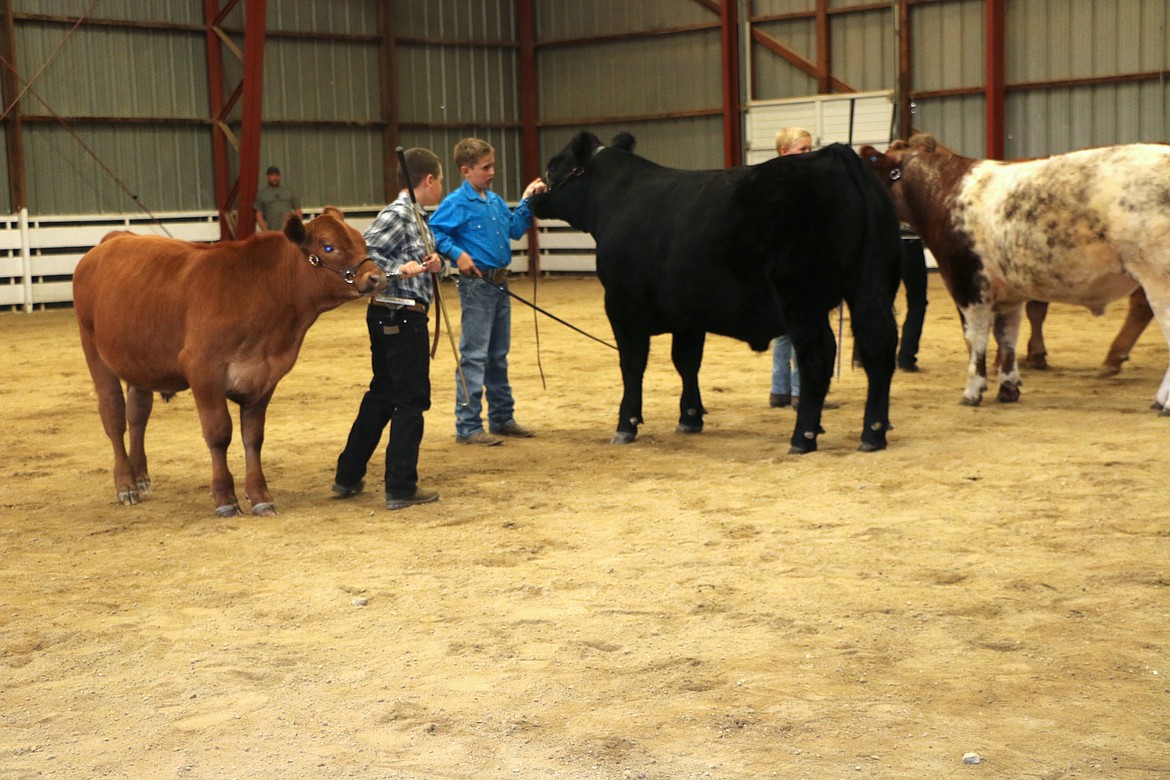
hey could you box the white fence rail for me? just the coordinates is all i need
[0,207,597,312]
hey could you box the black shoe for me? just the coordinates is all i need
[769,393,791,408]
[331,479,364,498]
[385,488,439,510]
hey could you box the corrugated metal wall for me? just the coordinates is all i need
[534,0,723,171]
[393,0,527,200]
[2,1,1169,217]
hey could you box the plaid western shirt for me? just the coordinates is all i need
[365,192,435,306]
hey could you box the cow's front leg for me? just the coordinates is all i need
[612,329,650,444]
[993,307,1023,403]
[671,330,706,434]
[961,306,992,406]
[240,391,276,516]
[190,384,240,516]
[788,317,837,454]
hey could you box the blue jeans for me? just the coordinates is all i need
[771,335,800,397]
[455,277,516,437]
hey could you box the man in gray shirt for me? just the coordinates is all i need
[254,166,303,231]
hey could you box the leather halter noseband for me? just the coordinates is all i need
[307,253,373,285]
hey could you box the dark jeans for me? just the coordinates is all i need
[335,305,431,498]
[899,238,928,367]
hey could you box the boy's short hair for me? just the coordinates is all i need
[397,147,442,190]
[775,126,812,154]
[454,137,494,170]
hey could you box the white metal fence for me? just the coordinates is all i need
[0,208,597,312]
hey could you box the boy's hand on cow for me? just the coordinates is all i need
[522,178,548,200]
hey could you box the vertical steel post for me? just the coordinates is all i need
[720,0,742,167]
[985,0,1006,159]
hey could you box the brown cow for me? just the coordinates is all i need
[861,138,1170,411]
[1023,289,1153,376]
[74,207,386,516]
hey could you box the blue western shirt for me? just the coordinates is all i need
[429,180,533,272]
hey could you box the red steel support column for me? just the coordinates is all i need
[377,1,399,202]
[235,0,266,238]
[204,0,266,239]
[204,0,232,239]
[0,0,25,210]
[896,0,913,140]
[517,0,541,275]
[720,0,742,167]
[985,0,1005,159]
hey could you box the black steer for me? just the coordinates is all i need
[531,131,903,453]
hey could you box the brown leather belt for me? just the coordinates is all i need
[370,299,428,313]
[478,267,509,283]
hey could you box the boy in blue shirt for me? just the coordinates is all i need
[430,138,547,446]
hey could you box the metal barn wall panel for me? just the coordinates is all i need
[910,0,984,95]
[750,19,818,99]
[539,117,723,174]
[14,23,208,119]
[25,125,214,215]
[1007,81,1170,159]
[910,94,985,156]
[266,0,378,34]
[262,39,380,121]
[12,1,204,24]
[908,0,986,157]
[251,127,384,208]
[752,0,815,15]
[829,7,894,94]
[390,0,527,199]
[395,44,520,126]
[537,34,723,121]
[401,127,527,200]
[393,0,516,41]
[534,0,713,40]
[1006,0,1170,157]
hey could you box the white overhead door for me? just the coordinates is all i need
[745,90,895,164]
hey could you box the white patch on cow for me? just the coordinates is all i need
[944,144,1170,407]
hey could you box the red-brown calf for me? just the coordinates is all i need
[74,208,385,516]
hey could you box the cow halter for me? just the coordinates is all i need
[888,151,920,182]
[307,253,371,285]
[546,143,607,192]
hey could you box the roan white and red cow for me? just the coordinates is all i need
[862,137,1170,412]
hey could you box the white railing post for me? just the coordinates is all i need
[19,208,31,312]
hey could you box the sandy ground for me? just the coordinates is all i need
[2,273,1169,780]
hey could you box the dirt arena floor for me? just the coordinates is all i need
[2,273,1169,779]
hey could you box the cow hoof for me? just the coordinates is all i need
[116,488,140,506]
[997,384,1021,403]
[215,503,242,518]
[788,444,816,455]
[136,477,152,494]
[960,396,982,407]
[611,431,637,444]
[1096,365,1121,379]
[1024,354,1048,370]
[676,422,703,434]
[251,502,277,517]
[1159,406,1170,418]
[858,440,887,452]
